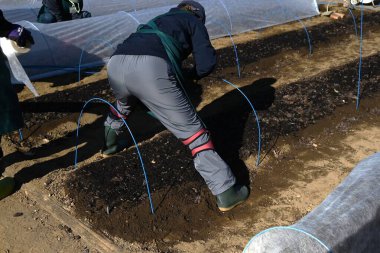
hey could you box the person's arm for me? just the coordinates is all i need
[0,9,13,38]
[0,9,34,47]
[43,0,65,22]
[189,18,217,79]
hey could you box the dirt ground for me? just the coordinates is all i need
[1,6,380,253]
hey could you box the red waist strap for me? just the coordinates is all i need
[182,129,207,145]
[191,140,214,157]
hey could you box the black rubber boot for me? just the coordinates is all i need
[0,177,15,200]
[216,184,249,212]
[101,126,128,157]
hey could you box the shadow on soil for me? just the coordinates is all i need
[7,117,104,188]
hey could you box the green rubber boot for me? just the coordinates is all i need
[0,177,15,200]
[216,184,249,212]
[101,126,128,157]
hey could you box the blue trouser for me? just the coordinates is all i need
[104,55,236,195]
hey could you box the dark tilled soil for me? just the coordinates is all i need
[239,53,380,160]
[63,133,222,244]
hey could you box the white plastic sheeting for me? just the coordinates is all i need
[244,152,380,253]
[1,0,319,80]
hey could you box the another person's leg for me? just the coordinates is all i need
[37,6,57,23]
[0,52,21,199]
[0,52,23,134]
[102,55,133,156]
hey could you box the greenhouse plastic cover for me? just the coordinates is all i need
[0,0,319,80]
[244,152,380,253]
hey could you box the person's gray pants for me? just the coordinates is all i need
[105,55,236,195]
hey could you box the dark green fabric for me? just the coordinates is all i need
[37,5,47,21]
[136,10,191,83]
[0,51,23,135]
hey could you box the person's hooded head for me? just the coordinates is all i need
[177,0,206,25]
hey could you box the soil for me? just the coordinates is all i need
[1,7,380,253]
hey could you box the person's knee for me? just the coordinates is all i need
[37,13,57,23]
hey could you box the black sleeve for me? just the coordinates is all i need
[0,9,13,38]
[190,19,217,79]
[43,0,65,21]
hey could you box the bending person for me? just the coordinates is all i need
[102,1,249,212]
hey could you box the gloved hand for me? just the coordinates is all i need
[7,24,34,47]
[72,10,92,20]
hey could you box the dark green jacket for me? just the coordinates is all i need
[0,9,24,135]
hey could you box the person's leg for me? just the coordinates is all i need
[102,56,133,155]
[0,53,19,200]
[37,9,57,23]
[0,134,15,200]
[0,51,23,138]
[124,55,242,200]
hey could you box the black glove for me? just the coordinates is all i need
[72,10,92,20]
[7,24,34,47]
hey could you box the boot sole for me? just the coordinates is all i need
[218,199,246,212]
[100,153,113,158]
